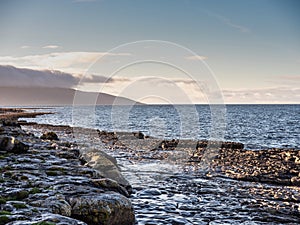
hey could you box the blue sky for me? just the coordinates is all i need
[0,0,299,103]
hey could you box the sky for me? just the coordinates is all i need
[0,0,299,104]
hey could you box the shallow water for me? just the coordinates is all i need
[117,155,300,225]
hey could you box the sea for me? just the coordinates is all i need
[24,104,299,149]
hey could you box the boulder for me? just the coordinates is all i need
[69,193,135,225]
[40,132,59,141]
[2,120,20,127]
[0,136,29,154]
[133,131,145,139]
[82,148,131,190]
[43,195,72,217]
[91,178,129,197]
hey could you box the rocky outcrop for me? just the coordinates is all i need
[192,144,300,186]
[40,131,59,141]
[0,115,135,225]
[0,136,29,154]
[69,193,135,225]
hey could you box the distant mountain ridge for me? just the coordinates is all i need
[0,87,141,106]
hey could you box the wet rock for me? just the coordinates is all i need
[91,178,129,197]
[69,193,135,225]
[7,213,88,225]
[169,218,192,225]
[291,176,300,186]
[139,189,161,196]
[81,148,131,190]
[133,131,145,139]
[196,140,244,150]
[0,113,135,225]
[42,195,72,216]
[0,136,29,154]
[2,120,20,127]
[40,132,59,141]
[158,139,179,150]
[97,130,118,144]
[207,148,300,186]
[5,189,29,201]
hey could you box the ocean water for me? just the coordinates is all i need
[24,104,300,149]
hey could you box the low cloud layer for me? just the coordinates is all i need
[0,65,298,103]
[0,65,111,88]
[0,51,131,74]
[0,65,78,88]
[223,87,300,103]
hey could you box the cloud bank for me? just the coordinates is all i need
[0,51,131,74]
[0,65,110,88]
[0,65,78,88]
[0,64,298,103]
[223,87,300,103]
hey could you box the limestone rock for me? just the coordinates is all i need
[40,132,59,141]
[0,136,29,154]
[43,195,72,217]
[91,178,129,197]
[133,131,145,139]
[82,148,131,189]
[69,193,135,225]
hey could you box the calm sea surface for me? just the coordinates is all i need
[24,104,299,149]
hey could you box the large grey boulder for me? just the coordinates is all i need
[69,193,135,225]
[81,148,131,189]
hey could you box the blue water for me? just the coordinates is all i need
[24,104,300,149]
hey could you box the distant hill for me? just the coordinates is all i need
[0,87,141,106]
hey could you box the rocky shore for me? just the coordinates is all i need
[0,109,135,225]
[2,108,300,224]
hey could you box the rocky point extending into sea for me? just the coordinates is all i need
[1,108,300,224]
[0,108,135,225]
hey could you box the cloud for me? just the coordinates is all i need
[0,65,115,89]
[80,76,209,104]
[0,65,78,88]
[1,63,297,103]
[0,51,131,74]
[83,75,300,104]
[80,75,130,84]
[278,75,300,82]
[42,45,60,49]
[268,75,300,88]
[206,11,250,33]
[185,55,207,61]
[221,17,250,33]
[20,45,30,49]
[222,87,300,103]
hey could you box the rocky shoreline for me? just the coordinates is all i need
[1,108,300,224]
[0,109,135,225]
